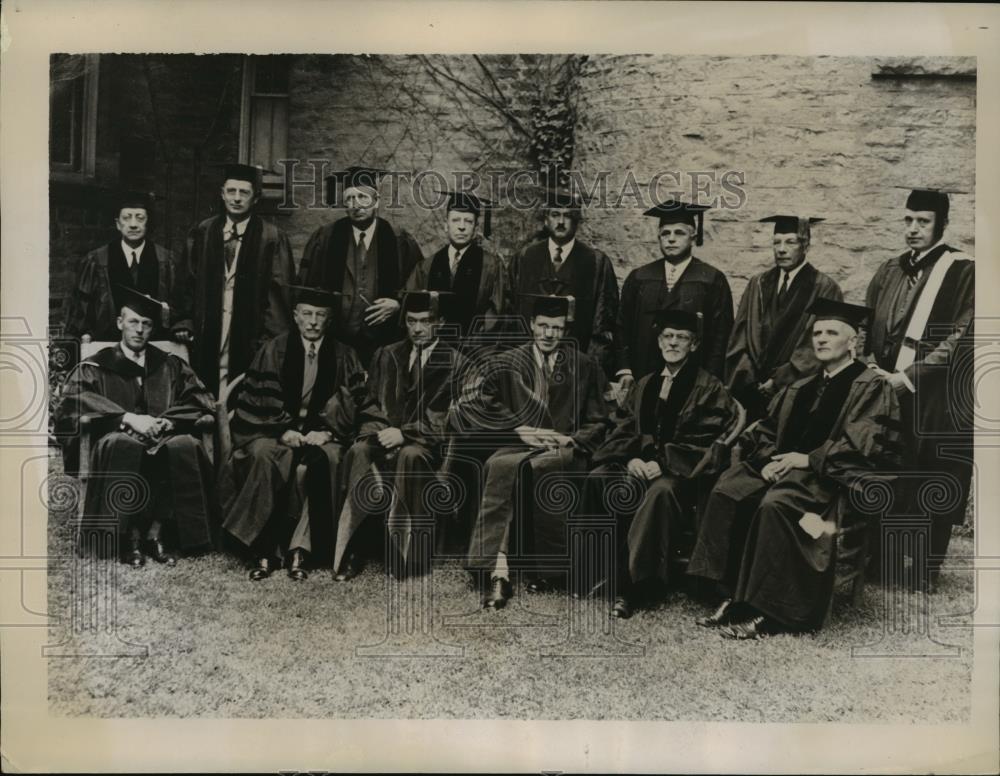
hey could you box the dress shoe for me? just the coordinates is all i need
[287,550,309,581]
[125,536,145,568]
[333,553,362,582]
[696,598,733,628]
[720,615,775,640]
[483,576,513,610]
[248,557,273,581]
[147,539,177,567]
[610,595,633,619]
[525,577,558,594]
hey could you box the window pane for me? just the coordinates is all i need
[50,75,84,168]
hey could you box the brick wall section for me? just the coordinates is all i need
[571,55,976,303]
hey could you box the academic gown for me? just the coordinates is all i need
[63,241,185,342]
[55,344,216,552]
[175,213,295,396]
[220,332,365,565]
[509,240,620,377]
[616,257,734,381]
[585,361,742,586]
[864,245,975,530]
[334,339,466,573]
[687,362,903,630]
[297,216,424,366]
[462,343,609,578]
[725,263,843,420]
[407,242,510,345]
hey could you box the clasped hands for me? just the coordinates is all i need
[760,451,809,482]
[280,428,334,448]
[516,425,574,451]
[626,457,662,481]
[122,413,174,441]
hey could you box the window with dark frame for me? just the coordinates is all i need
[49,54,99,180]
[239,55,291,200]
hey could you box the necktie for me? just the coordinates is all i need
[308,342,317,363]
[450,247,461,279]
[225,228,240,271]
[356,233,368,267]
[543,355,554,382]
[410,347,422,387]
[553,245,563,270]
[666,263,677,292]
[906,251,921,287]
[130,251,140,284]
[777,272,789,304]
[659,373,673,400]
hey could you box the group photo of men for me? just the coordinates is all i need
[41,52,982,727]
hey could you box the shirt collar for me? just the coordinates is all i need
[781,261,809,286]
[353,221,377,244]
[301,335,324,354]
[822,358,854,380]
[549,238,575,261]
[664,255,693,280]
[225,217,249,238]
[450,243,468,261]
[913,238,946,264]
[409,338,439,368]
[121,241,146,263]
[119,342,146,366]
[532,344,558,369]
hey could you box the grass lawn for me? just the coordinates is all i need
[47,451,974,722]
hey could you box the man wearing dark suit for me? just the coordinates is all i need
[297,165,424,367]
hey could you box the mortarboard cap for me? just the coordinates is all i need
[525,279,576,322]
[759,214,825,238]
[540,184,588,210]
[325,165,388,205]
[220,163,266,188]
[904,188,950,220]
[652,308,702,335]
[438,188,496,239]
[644,198,711,246]
[807,297,871,332]
[285,284,342,308]
[401,290,454,319]
[115,190,155,215]
[115,285,167,323]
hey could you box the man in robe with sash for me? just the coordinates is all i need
[332,291,466,581]
[688,299,903,638]
[174,163,295,397]
[726,215,843,421]
[509,186,619,377]
[56,287,216,567]
[584,309,743,618]
[863,188,975,591]
[297,165,424,367]
[462,293,609,609]
[63,192,187,343]
[407,189,509,346]
[615,199,734,391]
[221,286,366,581]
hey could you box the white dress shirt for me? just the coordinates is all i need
[777,261,808,294]
[449,245,468,277]
[408,339,439,371]
[353,221,377,251]
[664,255,692,291]
[549,238,575,267]
[121,241,147,267]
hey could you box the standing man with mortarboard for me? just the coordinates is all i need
[863,188,975,592]
[725,214,844,422]
[297,165,425,368]
[63,192,187,343]
[509,185,620,378]
[407,188,509,346]
[615,198,734,394]
[173,163,295,398]
[687,299,903,638]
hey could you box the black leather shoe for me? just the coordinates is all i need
[720,615,775,640]
[483,576,513,610]
[287,550,309,581]
[525,577,558,594]
[148,539,177,567]
[248,557,273,581]
[333,552,362,582]
[610,595,633,619]
[125,535,145,568]
[696,598,733,628]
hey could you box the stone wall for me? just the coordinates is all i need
[571,55,976,302]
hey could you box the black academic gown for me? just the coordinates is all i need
[687,362,903,630]
[55,344,216,552]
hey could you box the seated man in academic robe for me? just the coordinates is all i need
[56,286,216,567]
[461,292,609,609]
[687,298,903,639]
[332,291,466,581]
[221,286,365,581]
[584,309,743,619]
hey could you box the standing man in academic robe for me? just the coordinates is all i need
[863,188,975,591]
[63,192,187,343]
[221,286,366,581]
[297,165,424,368]
[56,287,216,567]
[584,309,743,619]
[173,163,295,398]
[407,189,509,346]
[509,186,619,377]
[332,291,466,581]
[687,299,903,638]
[616,199,734,393]
[726,214,843,421]
[461,293,610,609]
